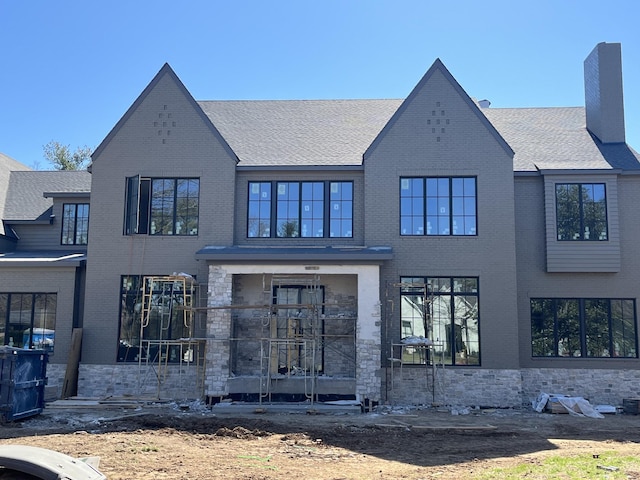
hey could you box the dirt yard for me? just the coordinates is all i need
[2,401,640,479]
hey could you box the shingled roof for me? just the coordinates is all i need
[198,99,401,167]
[3,171,91,221]
[482,107,640,172]
[198,100,640,172]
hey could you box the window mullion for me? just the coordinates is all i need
[270,181,276,237]
[607,300,614,357]
[579,299,587,357]
[73,204,79,245]
[297,181,303,235]
[172,179,178,235]
[578,187,584,240]
[553,299,559,356]
[324,182,330,238]
[449,178,454,235]
[422,179,427,236]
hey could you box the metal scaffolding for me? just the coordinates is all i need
[386,281,445,405]
[137,274,206,399]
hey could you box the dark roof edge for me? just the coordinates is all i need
[538,168,623,175]
[195,246,393,263]
[236,165,364,172]
[43,192,91,198]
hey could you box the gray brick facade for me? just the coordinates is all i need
[5,44,640,409]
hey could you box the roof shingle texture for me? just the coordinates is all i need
[198,100,401,166]
[198,100,640,171]
[4,171,91,221]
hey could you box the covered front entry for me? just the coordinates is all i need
[195,246,391,406]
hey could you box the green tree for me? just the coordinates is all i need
[43,141,92,170]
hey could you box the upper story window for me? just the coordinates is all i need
[400,177,476,236]
[61,203,89,245]
[555,183,607,241]
[124,176,199,236]
[248,181,353,238]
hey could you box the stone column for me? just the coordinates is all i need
[355,267,382,403]
[205,265,232,397]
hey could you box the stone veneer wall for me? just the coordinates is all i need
[387,367,640,408]
[205,265,232,397]
[78,364,202,399]
[73,362,640,407]
[521,368,640,406]
[356,338,381,402]
[46,364,66,398]
[386,367,522,407]
[355,298,382,403]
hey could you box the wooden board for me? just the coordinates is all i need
[61,328,82,399]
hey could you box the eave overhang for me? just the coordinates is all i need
[0,252,86,268]
[195,245,393,263]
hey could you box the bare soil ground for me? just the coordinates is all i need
[2,401,640,479]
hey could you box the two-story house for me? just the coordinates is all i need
[1,42,639,408]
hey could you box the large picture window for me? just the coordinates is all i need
[555,183,607,241]
[531,298,636,357]
[61,203,89,245]
[248,181,353,238]
[400,276,479,366]
[118,275,193,362]
[0,293,56,352]
[124,177,199,236]
[400,177,476,236]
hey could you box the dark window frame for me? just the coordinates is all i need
[61,203,89,245]
[530,298,637,358]
[117,275,195,363]
[399,276,480,366]
[124,176,199,236]
[400,177,477,236]
[555,183,608,241]
[247,180,353,238]
[0,293,57,352]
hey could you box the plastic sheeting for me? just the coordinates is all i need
[532,392,604,418]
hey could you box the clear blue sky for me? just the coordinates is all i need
[2,0,639,168]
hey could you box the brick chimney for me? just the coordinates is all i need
[584,42,626,144]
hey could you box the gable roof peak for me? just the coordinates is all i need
[91,63,238,163]
[364,57,513,159]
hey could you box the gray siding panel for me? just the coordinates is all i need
[12,197,89,252]
[544,174,620,272]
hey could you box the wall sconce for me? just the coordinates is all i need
[49,214,55,225]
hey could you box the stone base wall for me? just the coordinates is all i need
[387,367,640,408]
[45,363,66,399]
[521,368,640,407]
[356,338,381,402]
[69,362,640,408]
[386,367,522,407]
[78,364,203,400]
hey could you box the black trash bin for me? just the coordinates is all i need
[0,347,48,422]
